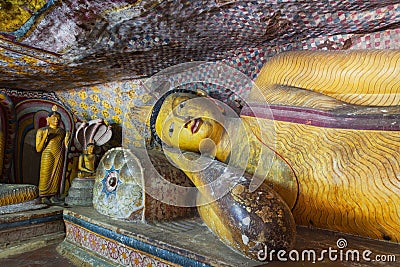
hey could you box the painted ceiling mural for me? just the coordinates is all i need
[0,0,400,91]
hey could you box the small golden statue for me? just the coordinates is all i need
[77,142,98,178]
[36,105,71,204]
[74,118,112,178]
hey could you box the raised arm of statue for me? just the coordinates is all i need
[35,127,49,153]
[65,131,71,148]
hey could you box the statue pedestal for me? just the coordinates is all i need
[58,207,400,267]
[0,206,64,257]
[57,206,260,266]
[65,177,95,206]
[0,184,45,214]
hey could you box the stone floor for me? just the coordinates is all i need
[0,242,75,267]
[1,228,397,267]
[1,235,398,267]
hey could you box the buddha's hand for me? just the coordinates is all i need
[43,128,49,138]
[65,131,71,147]
[42,128,50,142]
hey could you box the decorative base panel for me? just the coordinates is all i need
[0,206,64,252]
[58,207,260,267]
[59,207,400,267]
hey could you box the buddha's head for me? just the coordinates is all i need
[46,105,61,129]
[86,143,95,154]
[47,111,61,128]
[150,89,227,153]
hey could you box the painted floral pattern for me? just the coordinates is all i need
[81,231,90,248]
[143,257,158,267]
[108,241,120,259]
[130,252,144,267]
[89,233,99,251]
[118,246,131,265]
[98,238,109,257]
[65,221,176,267]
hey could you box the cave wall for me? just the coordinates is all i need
[1,1,400,186]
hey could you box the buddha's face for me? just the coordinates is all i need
[87,145,95,154]
[155,93,226,152]
[47,113,61,128]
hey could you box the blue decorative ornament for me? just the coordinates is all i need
[101,165,122,197]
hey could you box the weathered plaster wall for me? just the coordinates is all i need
[1,0,400,191]
[2,1,400,90]
[55,79,152,149]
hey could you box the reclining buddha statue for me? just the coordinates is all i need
[149,49,400,247]
[148,90,297,260]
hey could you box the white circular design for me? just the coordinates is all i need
[336,238,348,249]
[105,171,119,192]
[93,148,144,219]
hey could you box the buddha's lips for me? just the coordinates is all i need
[183,118,203,133]
[191,118,202,133]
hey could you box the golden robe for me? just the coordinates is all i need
[37,127,66,197]
[244,50,400,242]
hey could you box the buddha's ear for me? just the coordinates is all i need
[131,105,153,126]
[46,117,50,125]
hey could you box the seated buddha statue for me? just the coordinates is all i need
[77,143,98,178]
[149,49,400,245]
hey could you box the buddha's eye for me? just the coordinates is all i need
[168,122,174,137]
[177,101,186,113]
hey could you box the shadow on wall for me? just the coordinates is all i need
[0,92,16,183]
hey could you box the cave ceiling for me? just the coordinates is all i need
[1,0,400,91]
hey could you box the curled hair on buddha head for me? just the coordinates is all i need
[149,88,207,147]
[47,105,61,117]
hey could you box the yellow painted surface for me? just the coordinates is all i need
[197,199,236,249]
[0,131,3,175]
[164,149,296,259]
[155,93,225,154]
[0,0,47,32]
[232,120,299,209]
[0,185,38,206]
[250,50,400,106]
[243,115,400,242]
